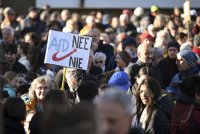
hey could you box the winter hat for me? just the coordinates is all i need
[118,51,132,66]
[134,7,144,17]
[192,46,200,57]
[177,50,198,66]
[151,5,159,13]
[108,71,131,91]
[167,41,180,51]
[139,33,153,43]
[122,37,137,50]
[180,42,191,51]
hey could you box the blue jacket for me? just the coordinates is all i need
[3,84,16,97]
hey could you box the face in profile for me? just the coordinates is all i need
[176,55,191,71]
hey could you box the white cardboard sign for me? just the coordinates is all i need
[44,30,92,70]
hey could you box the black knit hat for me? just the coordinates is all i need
[122,37,137,50]
[167,41,180,51]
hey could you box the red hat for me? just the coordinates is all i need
[139,33,153,43]
[122,9,132,17]
[192,46,200,57]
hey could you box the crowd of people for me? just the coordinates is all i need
[0,4,200,134]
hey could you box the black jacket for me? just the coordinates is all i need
[4,117,25,134]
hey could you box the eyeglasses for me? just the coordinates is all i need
[95,61,103,64]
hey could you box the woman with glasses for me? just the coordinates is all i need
[27,75,55,112]
[93,52,107,73]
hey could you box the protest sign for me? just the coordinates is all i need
[44,30,92,70]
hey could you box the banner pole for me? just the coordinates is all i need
[61,67,66,90]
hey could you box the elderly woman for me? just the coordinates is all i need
[27,75,54,112]
[93,52,107,73]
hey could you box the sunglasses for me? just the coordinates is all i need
[95,61,103,64]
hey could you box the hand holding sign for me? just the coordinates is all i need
[44,30,92,70]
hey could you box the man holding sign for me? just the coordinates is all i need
[45,30,95,104]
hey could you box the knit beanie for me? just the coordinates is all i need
[167,41,180,51]
[177,50,198,66]
[192,46,200,57]
[122,37,137,50]
[139,33,153,43]
[118,51,132,66]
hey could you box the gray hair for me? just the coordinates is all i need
[2,26,14,36]
[93,52,106,61]
[95,88,133,116]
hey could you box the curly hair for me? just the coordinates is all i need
[28,75,55,101]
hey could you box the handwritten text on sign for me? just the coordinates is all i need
[44,30,92,70]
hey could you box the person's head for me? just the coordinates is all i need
[3,97,26,121]
[139,33,153,46]
[100,33,110,44]
[24,32,40,46]
[63,19,77,33]
[176,32,187,45]
[77,80,99,102]
[61,9,71,21]
[43,102,97,134]
[5,44,17,64]
[167,41,180,59]
[136,76,162,106]
[95,88,133,134]
[16,74,26,89]
[4,71,18,89]
[43,89,69,114]
[152,47,163,65]
[122,37,137,52]
[16,84,30,97]
[155,30,170,47]
[136,66,161,85]
[3,7,15,21]
[17,42,29,56]
[153,14,167,29]
[194,35,200,48]
[85,15,96,28]
[28,7,38,19]
[137,44,153,64]
[147,24,156,37]
[25,72,38,84]
[174,7,181,17]
[176,50,198,71]
[88,29,100,51]
[150,5,159,15]
[108,71,130,92]
[27,46,40,65]
[116,51,131,69]
[65,68,86,92]
[29,75,53,101]
[2,26,14,44]
[93,52,106,69]
[111,16,119,29]
[180,76,200,104]
[119,14,129,27]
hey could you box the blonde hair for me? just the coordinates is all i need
[28,75,54,100]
